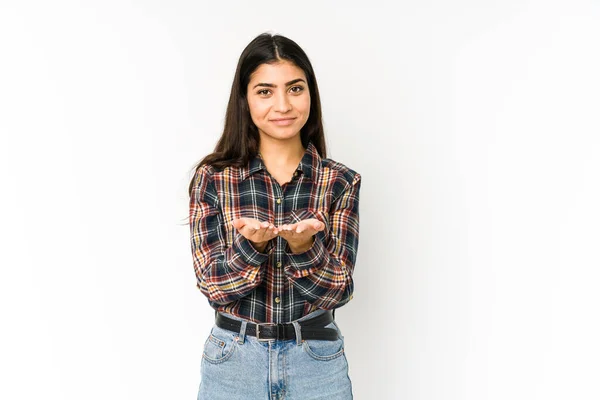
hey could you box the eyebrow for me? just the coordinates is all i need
[252,78,306,89]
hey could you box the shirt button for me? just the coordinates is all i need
[276,198,281,204]
[275,297,281,303]
[276,262,282,268]
[293,171,298,177]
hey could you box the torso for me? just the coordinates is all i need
[193,142,361,323]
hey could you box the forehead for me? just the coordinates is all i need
[249,61,306,84]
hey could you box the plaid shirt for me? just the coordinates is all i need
[189,142,361,323]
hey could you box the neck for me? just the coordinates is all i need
[258,134,305,167]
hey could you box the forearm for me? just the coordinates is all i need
[284,237,355,309]
[194,233,273,304]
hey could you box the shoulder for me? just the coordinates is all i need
[191,164,224,196]
[321,158,362,187]
[192,164,216,185]
[191,164,239,204]
[193,163,237,182]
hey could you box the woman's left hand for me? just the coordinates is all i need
[277,218,325,253]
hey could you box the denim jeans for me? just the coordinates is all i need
[197,309,353,400]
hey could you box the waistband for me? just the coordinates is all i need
[215,308,332,325]
[215,309,338,341]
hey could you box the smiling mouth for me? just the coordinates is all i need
[270,118,296,126]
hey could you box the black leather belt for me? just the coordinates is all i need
[215,310,339,341]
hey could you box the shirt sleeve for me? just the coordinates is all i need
[189,165,273,305]
[283,172,361,309]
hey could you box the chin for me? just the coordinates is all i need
[264,130,301,141]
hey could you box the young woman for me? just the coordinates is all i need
[188,32,361,400]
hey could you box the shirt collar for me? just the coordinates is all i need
[239,141,322,182]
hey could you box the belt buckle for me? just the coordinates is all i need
[256,323,277,341]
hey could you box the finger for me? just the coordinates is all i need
[239,225,254,236]
[277,228,291,236]
[259,225,275,238]
[254,227,276,242]
[269,224,279,235]
[232,218,245,230]
[302,219,322,231]
[295,221,312,233]
[244,223,260,235]
[288,223,298,231]
[254,224,276,241]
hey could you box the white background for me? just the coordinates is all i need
[1,1,599,399]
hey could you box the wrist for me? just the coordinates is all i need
[250,240,268,253]
[288,237,314,254]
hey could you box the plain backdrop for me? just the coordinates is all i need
[1,1,599,399]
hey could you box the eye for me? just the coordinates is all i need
[290,85,304,94]
[256,89,271,97]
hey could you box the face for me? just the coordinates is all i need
[246,61,311,143]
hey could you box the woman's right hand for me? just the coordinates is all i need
[231,218,278,252]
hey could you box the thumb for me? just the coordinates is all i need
[232,218,246,229]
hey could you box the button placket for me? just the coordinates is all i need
[273,183,285,323]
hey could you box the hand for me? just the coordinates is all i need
[231,218,278,252]
[277,218,325,253]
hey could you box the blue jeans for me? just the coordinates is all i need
[197,309,353,400]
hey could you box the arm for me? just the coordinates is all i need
[189,166,272,305]
[284,173,361,309]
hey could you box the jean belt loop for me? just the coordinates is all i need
[291,320,302,346]
[237,320,248,344]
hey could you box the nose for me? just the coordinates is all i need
[274,93,292,113]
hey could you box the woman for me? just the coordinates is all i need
[188,32,361,400]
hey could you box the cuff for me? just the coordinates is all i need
[230,232,272,271]
[285,234,327,271]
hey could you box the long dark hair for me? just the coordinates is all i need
[188,33,327,196]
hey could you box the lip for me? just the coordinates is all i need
[270,117,296,126]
